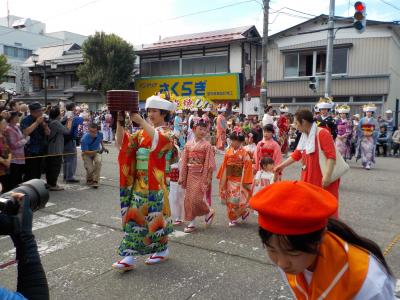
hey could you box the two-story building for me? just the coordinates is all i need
[20,43,103,110]
[135,26,262,111]
[246,15,400,116]
[0,15,87,97]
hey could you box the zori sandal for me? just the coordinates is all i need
[205,209,215,227]
[183,225,196,233]
[112,260,136,272]
[145,249,169,265]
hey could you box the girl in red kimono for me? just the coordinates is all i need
[217,131,253,227]
[179,118,216,233]
[254,124,282,175]
[275,109,340,217]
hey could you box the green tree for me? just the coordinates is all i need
[0,54,11,84]
[77,31,136,94]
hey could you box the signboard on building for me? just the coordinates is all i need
[136,73,240,101]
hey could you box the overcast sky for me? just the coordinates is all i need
[2,0,399,45]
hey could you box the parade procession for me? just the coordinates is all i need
[0,0,400,299]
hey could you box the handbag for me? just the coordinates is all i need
[317,129,350,184]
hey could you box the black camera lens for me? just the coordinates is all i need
[0,179,49,215]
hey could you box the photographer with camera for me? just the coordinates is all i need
[80,123,108,188]
[20,102,50,181]
[0,180,49,300]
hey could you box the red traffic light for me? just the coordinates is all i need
[354,1,365,11]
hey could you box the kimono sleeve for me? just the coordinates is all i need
[273,141,283,165]
[319,129,336,160]
[216,152,228,180]
[179,145,189,187]
[118,131,138,188]
[242,152,253,184]
[151,128,173,153]
[254,142,262,171]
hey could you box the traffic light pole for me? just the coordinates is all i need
[325,0,335,98]
[260,0,269,115]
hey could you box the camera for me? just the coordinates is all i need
[0,179,49,215]
[98,148,109,154]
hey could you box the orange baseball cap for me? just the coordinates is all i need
[249,181,338,235]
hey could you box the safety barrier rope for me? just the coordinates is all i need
[9,147,110,160]
[383,234,400,257]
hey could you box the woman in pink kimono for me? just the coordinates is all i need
[179,117,216,233]
[254,124,282,172]
[335,105,353,160]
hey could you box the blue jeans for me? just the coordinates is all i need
[63,140,77,180]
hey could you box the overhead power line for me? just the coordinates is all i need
[145,0,259,25]
[0,0,103,39]
[378,0,400,11]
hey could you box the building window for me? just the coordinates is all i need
[4,46,32,59]
[295,97,318,103]
[299,52,313,77]
[141,59,179,76]
[6,76,16,83]
[332,48,348,74]
[47,77,57,89]
[269,98,292,103]
[182,55,228,75]
[284,54,298,77]
[71,74,80,87]
[284,48,348,78]
[353,95,383,102]
[332,96,349,102]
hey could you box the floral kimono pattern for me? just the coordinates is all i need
[335,118,353,160]
[118,126,176,256]
[356,117,379,167]
[217,147,253,221]
[179,139,215,221]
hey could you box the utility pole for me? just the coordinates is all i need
[260,0,269,113]
[43,61,48,107]
[325,0,335,98]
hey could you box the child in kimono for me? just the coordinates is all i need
[217,131,253,227]
[179,118,216,233]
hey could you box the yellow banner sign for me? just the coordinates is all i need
[136,73,240,101]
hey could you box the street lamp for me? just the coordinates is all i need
[31,54,57,106]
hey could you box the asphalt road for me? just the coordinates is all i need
[0,145,399,299]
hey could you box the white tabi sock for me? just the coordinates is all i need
[155,248,169,257]
[120,256,136,265]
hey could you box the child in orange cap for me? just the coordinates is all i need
[250,181,396,299]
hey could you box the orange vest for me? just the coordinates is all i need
[285,232,369,300]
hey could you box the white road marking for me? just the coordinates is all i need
[33,214,70,231]
[1,224,113,268]
[45,202,56,207]
[0,208,91,241]
[170,230,189,238]
[56,208,91,219]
